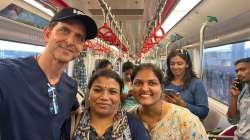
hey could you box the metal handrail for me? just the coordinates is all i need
[199,16,218,78]
[208,134,234,140]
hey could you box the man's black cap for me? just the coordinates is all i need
[51,7,97,40]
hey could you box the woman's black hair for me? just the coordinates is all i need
[88,70,124,93]
[165,49,197,89]
[131,63,164,85]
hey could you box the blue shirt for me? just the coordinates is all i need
[0,56,78,140]
[165,79,209,119]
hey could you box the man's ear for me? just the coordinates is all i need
[43,27,51,43]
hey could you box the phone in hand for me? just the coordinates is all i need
[234,79,243,91]
[163,89,177,94]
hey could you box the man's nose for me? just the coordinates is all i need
[236,72,241,77]
[66,34,75,45]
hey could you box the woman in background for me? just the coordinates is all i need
[130,63,208,140]
[164,49,209,120]
[73,70,149,140]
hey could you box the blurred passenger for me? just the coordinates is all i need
[227,57,250,140]
[0,7,97,140]
[164,49,209,119]
[121,61,138,109]
[92,59,113,75]
[95,59,113,71]
[73,70,149,140]
[130,63,208,140]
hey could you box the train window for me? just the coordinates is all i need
[0,3,49,29]
[0,40,44,58]
[203,40,250,104]
[203,41,250,104]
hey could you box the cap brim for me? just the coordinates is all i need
[53,15,97,40]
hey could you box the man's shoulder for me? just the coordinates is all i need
[0,57,33,68]
[0,58,16,67]
[0,57,33,74]
[0,58,20,75]
[0,57,36,87]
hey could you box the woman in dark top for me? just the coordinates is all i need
[164,49,209,119]
[73,70,149,140]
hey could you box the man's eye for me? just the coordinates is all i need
[75,34,85,42]
[59,27,70,34]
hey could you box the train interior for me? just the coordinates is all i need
[1,0,250,139]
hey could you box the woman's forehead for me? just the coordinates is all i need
[135,69,158,80]
[92,76,120,88]
[170,55,185,61]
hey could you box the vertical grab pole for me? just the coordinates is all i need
[199,21,208,79]
[199,16,218,79]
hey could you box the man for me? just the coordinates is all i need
[227,57,250,140]
[0,7,97,140]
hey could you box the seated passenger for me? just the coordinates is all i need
[227,57,250,140]
[121,61,138,109]
[129,63,208,140]
[164,49,209,119]
[73,70,149,140]
[95,59,113,71]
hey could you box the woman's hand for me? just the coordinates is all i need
[163,92,187,107]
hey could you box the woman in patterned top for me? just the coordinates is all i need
[129,63,208,140]
[73,70,149,140]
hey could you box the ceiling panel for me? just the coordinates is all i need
[63,0,250,56]
[167,0,250,47]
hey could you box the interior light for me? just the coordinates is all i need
[151,37,156,43]
[156,29,164,37]
[161,0,201,33]
[23,0,54,16]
